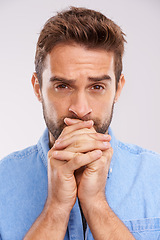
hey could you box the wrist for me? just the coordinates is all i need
[43,200,71,229]
[80,195,110,221]
[79,192,107,211]
[80,197,135,240]
[24,200,72,239]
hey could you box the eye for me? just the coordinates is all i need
[91,85,104,90]
[55,84,69,89]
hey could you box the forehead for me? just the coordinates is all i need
[43,43,115,80]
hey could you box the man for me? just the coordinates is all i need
[0,6,160,240]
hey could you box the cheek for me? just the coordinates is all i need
[97,105,112,121]
[92,94,114,115]
[46,96,69,119]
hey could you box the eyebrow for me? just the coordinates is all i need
[88,75,111,82]
[49,76,76,84]
[49,74,111,84]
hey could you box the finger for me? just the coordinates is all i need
[58,127,94,141]
[57,130,111,144]
[64,118,83,125]
[55,131,111,149]
[57,124,110,142]
[52,148,112,162]
[62,150,102,174]
[49,149,103,170]
[64,118,94,126]
[62,119,111,142]
[50,128,96,156]
[48,152,67,169]
[86,148,113,175]
[54,135,111,152]
[101,147,114,160]
[52,150,78,161]
[88,133,111,142]
[58,120,94,139]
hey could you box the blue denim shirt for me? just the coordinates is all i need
[0,128,160,240]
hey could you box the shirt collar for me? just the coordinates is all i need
[37,128,50,168]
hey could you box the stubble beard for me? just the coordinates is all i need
[42,100,114,141]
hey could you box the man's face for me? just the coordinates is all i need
[35,43,124,145]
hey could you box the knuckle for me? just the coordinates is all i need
[48,153,52,165]
[99,156,106,166]
[74,153,81,165]
[48,157,55,170]
[108,147,114,157]
[73,140,81,148]
[88,151,94,159]
[48,149,56,160]
[79,133,88,140]
[96,140,101,149]
[88,133,97,140]
[95,132,100,138]
[56,167,63,179]
[52,165,63,179]
[61,126,69,135]
[48,149,53,159]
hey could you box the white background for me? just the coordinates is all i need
[0,0,160,159]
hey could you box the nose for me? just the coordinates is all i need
[69,91,92,119]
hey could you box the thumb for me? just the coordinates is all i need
[64,118,93,126]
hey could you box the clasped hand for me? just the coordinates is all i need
[47,118,113,213]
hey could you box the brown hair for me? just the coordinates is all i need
[35,7,126,87]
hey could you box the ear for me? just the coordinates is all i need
[31,73,42,102]
[114,74,125,103]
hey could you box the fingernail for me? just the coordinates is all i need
[103,134,111,140]
[103,142,110,147]
[53,151,58,156]
[95,150,102,156]
[64,118,68,124]
[85,120,94,125]
[54,140,61,146]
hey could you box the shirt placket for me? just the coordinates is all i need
[68,198,84,240]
